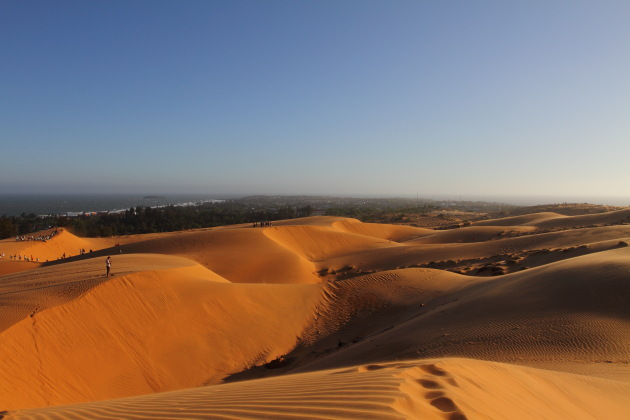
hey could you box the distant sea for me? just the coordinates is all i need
[423,194,630,207]
[0,194,233,217]
[1,193,628,217]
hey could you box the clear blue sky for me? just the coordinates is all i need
[2,1,629,203]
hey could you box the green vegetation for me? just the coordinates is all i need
[0,201,313,239]
[0,195,520,239]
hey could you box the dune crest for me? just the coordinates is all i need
[7,358,630,420]
[263,224,392,262]
[332,218,434,242]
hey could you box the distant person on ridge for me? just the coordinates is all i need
[106,256,111,277]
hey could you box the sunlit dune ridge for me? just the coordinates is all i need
[0,212,629,418]
[7,359,630,420]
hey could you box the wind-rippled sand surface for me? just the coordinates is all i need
[1,212,629,419]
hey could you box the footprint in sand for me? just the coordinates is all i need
[358,364,387,372]
[415,364,467,419]
[430,396,458,412]
[446,377,459,387]
[420,363,448,376]
[417,378,442,389]
[427,395,468,419]
[425,391,445,399]
[419,364,460,387]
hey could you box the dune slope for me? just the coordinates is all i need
[0,257,325,409]
[292,249,630,376]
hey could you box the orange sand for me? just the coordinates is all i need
[0,213,629,418]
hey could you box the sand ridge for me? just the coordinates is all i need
[263,224,394,262]
[0,254,207,333]
[474,208,630,229]
[6,358,630,420]
[0,229,117,267]
[331,218,435,242]
[105,228,322,284]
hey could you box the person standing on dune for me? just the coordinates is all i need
[106,256,111,277]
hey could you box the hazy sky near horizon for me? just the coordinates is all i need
[2,1,629,201]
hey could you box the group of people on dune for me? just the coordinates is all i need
[3,254,39,262]
[15,230,59,243]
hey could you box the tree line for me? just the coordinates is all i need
[0,201,314,239]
